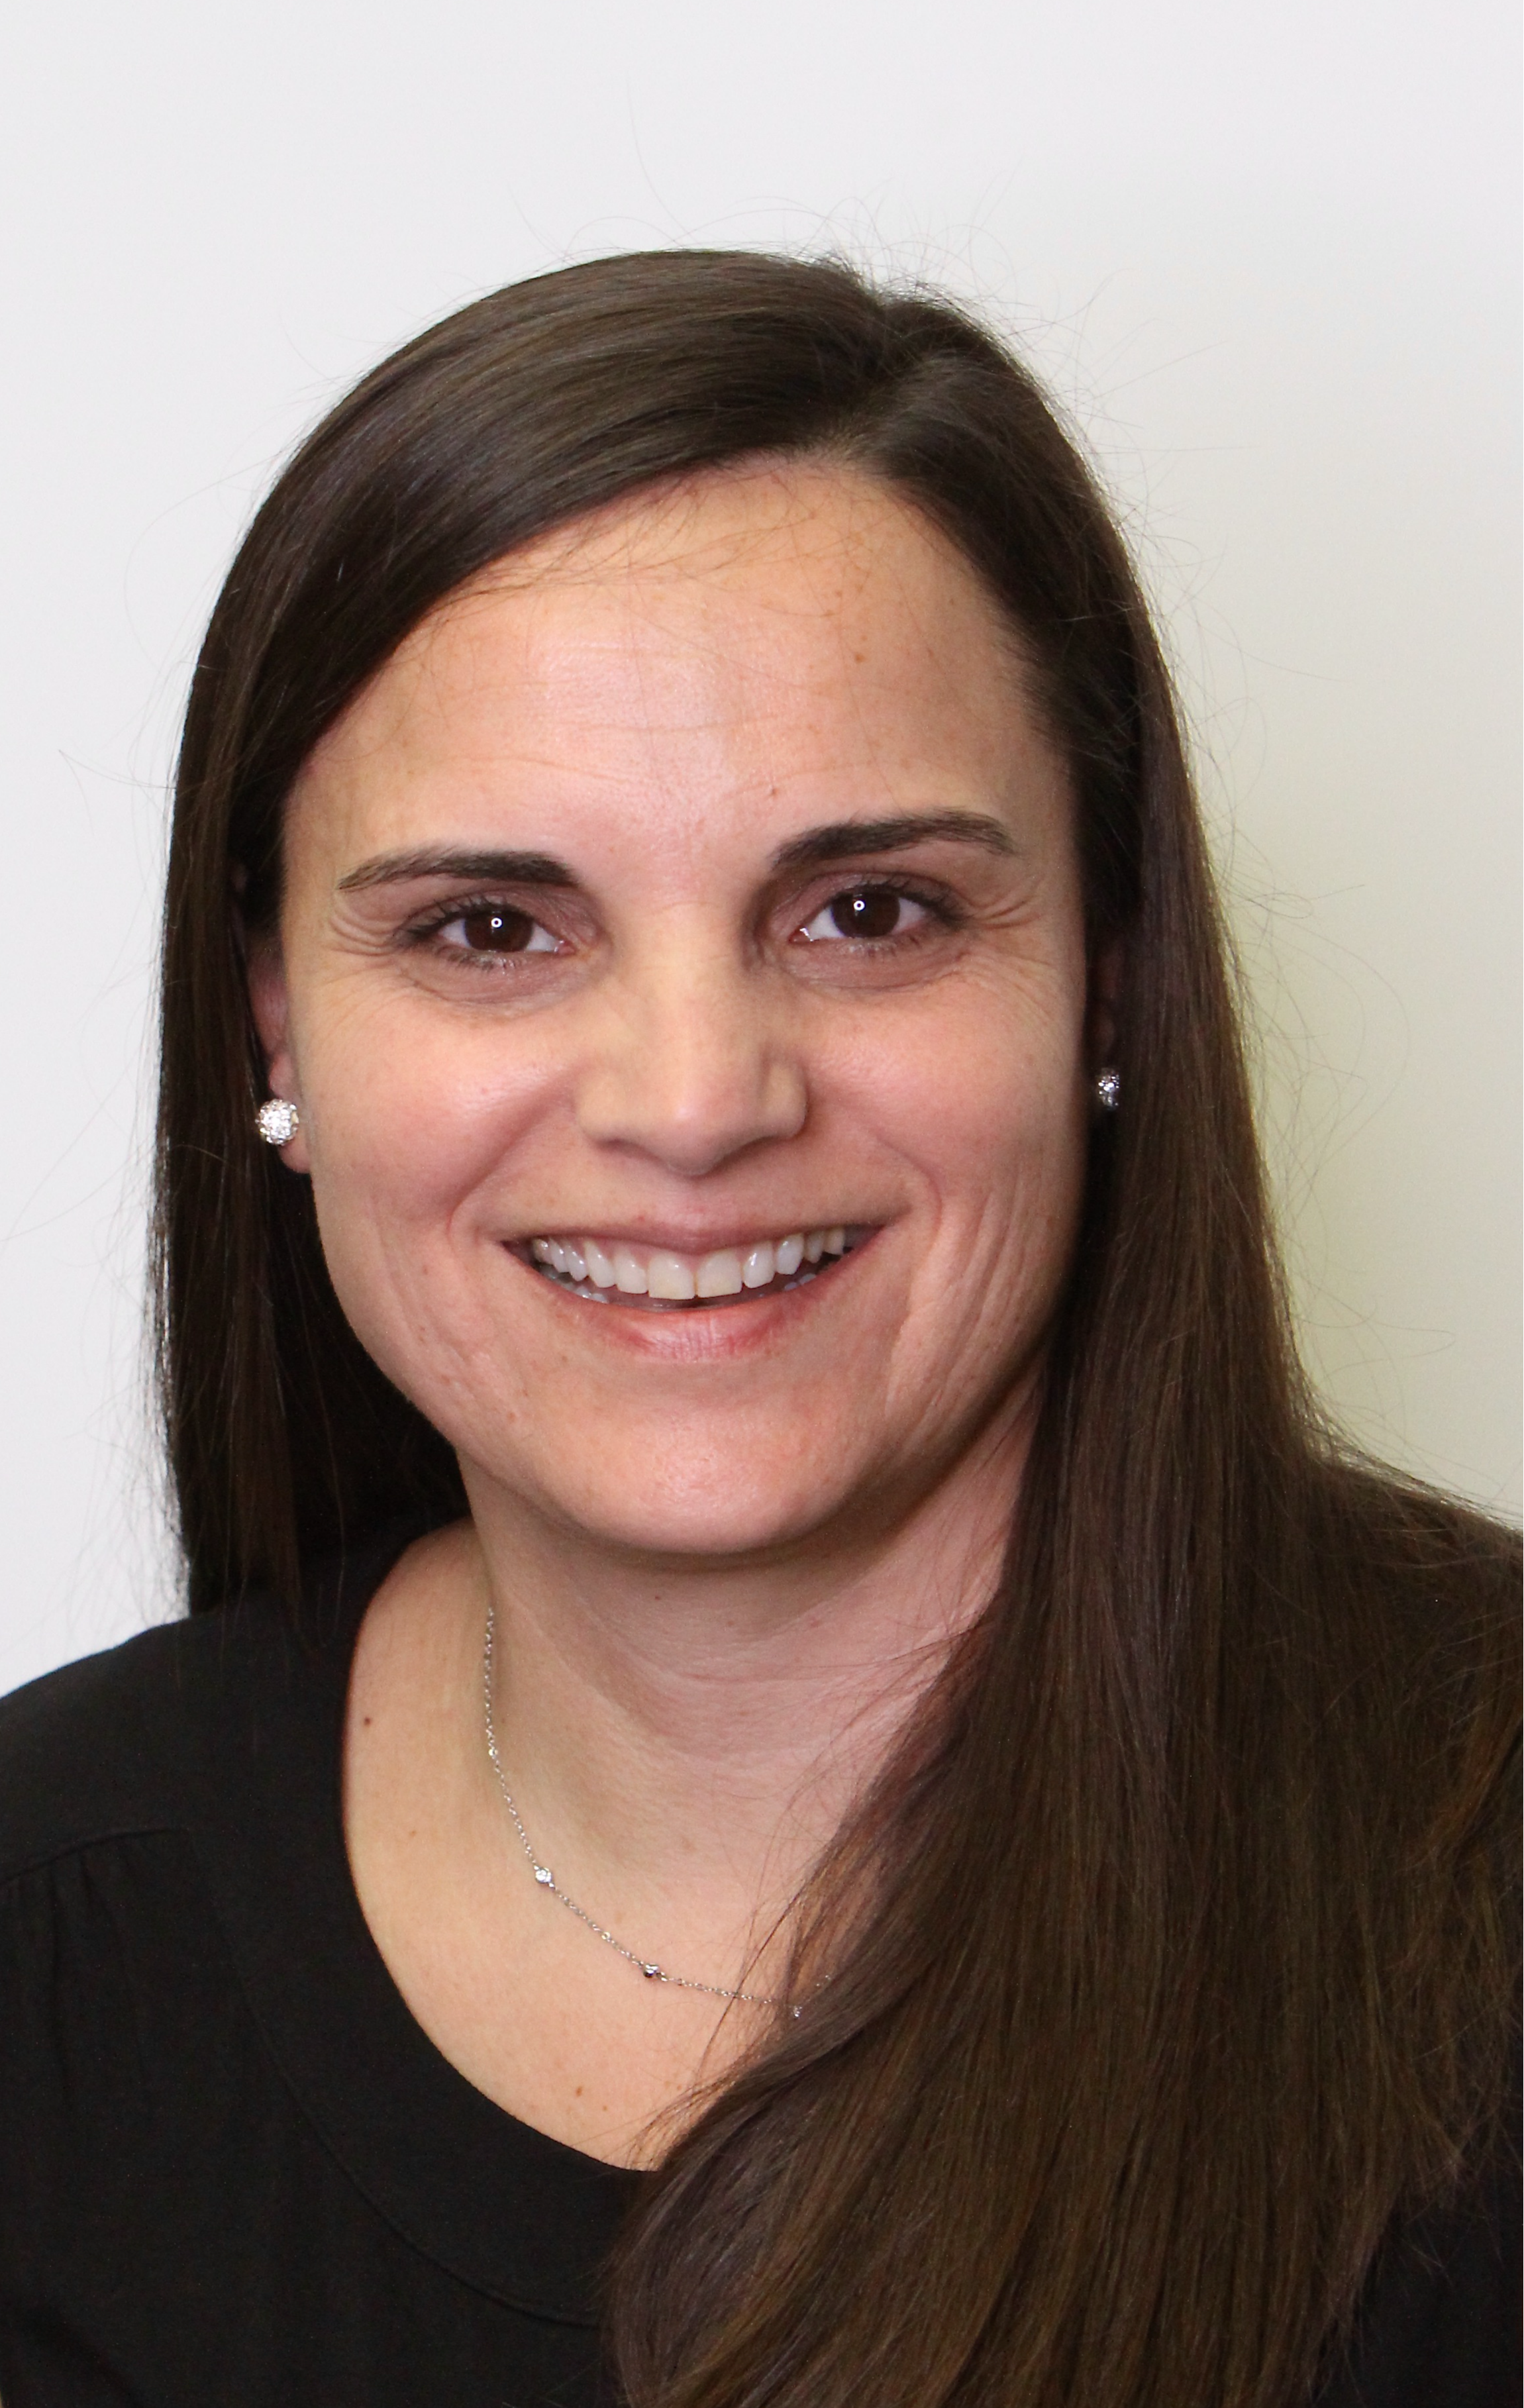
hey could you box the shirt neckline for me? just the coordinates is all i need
[182,1523,642,2325]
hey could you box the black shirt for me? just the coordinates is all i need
[0,1531,1515,2406]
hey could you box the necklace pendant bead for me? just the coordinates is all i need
[483,1602,791,2011]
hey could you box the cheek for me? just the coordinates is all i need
[297,995,555,1256]
[888,1070,1088,1423]
[846,977,1089,1230]
[297,1017,558,1450]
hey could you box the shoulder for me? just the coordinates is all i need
[0,1519,431,1887]
[1319,2140,1521,2407]
[1317,1467,1519,1776]
[0,1609,265,1881]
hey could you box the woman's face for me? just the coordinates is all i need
[252,464,1100,1563]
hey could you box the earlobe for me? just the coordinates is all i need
[1087,936,1125,1071]
[245,934,311,1172]
[245,934,287,1063]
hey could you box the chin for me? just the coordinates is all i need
[483,1436,879,1566]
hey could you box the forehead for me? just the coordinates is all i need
[291,463,1066,864]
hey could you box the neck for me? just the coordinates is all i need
[454,1405,1030,1960]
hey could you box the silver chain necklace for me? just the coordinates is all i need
[482,1603,795,2011]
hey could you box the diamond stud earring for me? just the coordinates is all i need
[255,1098,301,1146]
[1095,1068,1121,1112]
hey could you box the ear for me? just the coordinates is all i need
[1087,935,1124,1071]
[245,929,312,1174]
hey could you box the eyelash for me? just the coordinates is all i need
[399,876,965,962]
[793,876,964,944]
[401,893,562,959]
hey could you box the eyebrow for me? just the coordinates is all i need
[767,813,1019,872]
[336,848,578,892]
[336,812,1019,896]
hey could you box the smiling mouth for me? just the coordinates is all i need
[521,1225,868,1310]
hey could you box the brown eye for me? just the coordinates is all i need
[833,889,900,938]
[445,906,558,956]
[462,907,533,951]
[798,887,929,943]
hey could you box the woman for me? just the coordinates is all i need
[0,252,1515,2408]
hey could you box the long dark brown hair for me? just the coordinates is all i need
[155,252,1518,2407]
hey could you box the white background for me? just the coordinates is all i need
[1,0,1517,1692]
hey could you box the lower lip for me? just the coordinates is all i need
[507,1236,870,1356]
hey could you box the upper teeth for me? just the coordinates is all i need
[529,1226,848,1299]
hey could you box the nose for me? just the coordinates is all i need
[574,941,809,1178]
